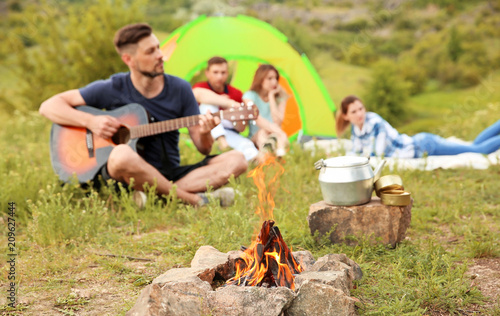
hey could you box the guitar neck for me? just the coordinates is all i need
[129,114,203,139]
[127,105,258,139]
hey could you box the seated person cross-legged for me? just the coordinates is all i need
[243,64,289,162]
[192,56,259,162]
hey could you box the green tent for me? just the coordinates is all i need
[161,15,336,138]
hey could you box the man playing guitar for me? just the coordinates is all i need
[39,23,248,207]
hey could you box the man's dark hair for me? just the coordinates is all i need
[207,56,228,69]
[113,23,152,54]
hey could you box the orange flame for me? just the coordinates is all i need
[226,155,302,289]
[227,220,304,289]
[247,154,285,220]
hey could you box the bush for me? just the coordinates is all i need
[394,16,417,30]
[308,18,324,31]
[402,22,497,89]
[405,32,447,79]
[458,40,489,73]
[271,16,315,56]
[363,58,411,125]
[397,56,428,95]
[373,30,416,57]
[413,0,474,10]
[312,31,356,60]
[336,17,372,32]
[371,9,396,26]
[455,64,483,88]
[343,43,379,66]
[435,60,463,86]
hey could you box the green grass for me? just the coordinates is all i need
[313,52,371,106]
[1,103,499,314]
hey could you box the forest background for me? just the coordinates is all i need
[0,0,499,315]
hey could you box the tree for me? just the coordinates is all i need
[9,0,150,111]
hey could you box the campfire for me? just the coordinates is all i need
[226,220,303,289]
[226,155,304,290]
[128,157,363,316]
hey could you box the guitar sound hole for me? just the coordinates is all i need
[111,126,131,145]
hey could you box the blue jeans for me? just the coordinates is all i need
[413,119,500,157]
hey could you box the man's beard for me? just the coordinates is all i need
[139,70,163,78]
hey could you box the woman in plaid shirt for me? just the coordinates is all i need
[336,95,500,158]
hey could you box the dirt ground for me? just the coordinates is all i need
[467,258,500,311]
[2,258,498,315]
[428,257,500,316]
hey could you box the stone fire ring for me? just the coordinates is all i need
[127,246,363,316]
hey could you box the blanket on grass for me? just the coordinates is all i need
[303,137,500,170]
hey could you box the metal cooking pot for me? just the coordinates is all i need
[314,156,386,206]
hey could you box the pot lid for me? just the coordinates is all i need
[322,156,369,168]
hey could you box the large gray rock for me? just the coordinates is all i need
[126,277,212,316]
[190,245,235,282]
[308,197,412,247]
[295,270,350,296]
[295,253,363,296]
[286,280,357,316]
[152,267,207,284]
[311,253,363,283]
[292,253,360,316]
[292,251,316,271]
[207,285,296,316]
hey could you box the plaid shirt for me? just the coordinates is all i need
[349,112,415,158]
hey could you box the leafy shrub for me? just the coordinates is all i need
[308,18,324,31]
[312,31,356,60]
[363,58,410,125]
[402,22,496,89]
[435,60,462,86]
[271,16,315,56]
[374,30,416,57]
[371,9,396,26]
[336,17,372,32]
[397,56,428,95]
[475,11,500,38]
[394,15,417,30]
[414,0,483,10]
[455,64,483,88]
[458,40,489,72]
[343,43,379,66]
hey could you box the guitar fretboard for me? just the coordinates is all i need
[129,114,203,139]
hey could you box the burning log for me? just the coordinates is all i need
[226,220,304,290]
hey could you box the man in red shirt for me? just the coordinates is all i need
[193,57,258,161]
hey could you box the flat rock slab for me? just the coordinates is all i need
[308,197,412,247]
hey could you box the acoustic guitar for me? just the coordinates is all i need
[50,103,259,183]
